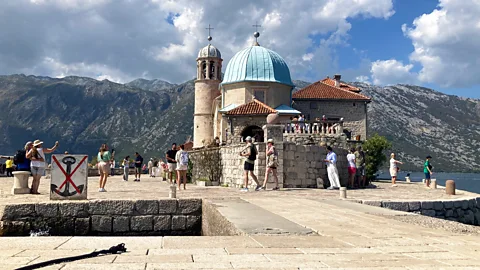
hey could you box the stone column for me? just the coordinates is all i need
[263,124,284,188]
[206,62,211,79]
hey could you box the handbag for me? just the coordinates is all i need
[267,148,279,168]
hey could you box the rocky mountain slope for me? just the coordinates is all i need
[355,83,480,173]
[0,74,478,172]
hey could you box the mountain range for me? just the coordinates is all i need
[0,74,478,172]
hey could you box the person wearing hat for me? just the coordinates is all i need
[260,139,279,191]
[324,146,341,189]
[424,155,433,187]
[239,136,261,192]
[26,140,59,194]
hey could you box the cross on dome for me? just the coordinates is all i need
[206,24,214,43]
[252,22,261,46]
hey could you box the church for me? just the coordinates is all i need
[193,30,371,148]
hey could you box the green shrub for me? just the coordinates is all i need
[363,134,392,181]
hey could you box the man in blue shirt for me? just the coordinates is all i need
[134,152,143,182]
[324,146,341,189]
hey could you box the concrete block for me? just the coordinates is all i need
[135,200,159,215]
[475,210,480,225]
[382,202,409,212]
[443,201,454,209]
[433,201,444,211]
[1,204,35,220]
[408,202,421,211]
[421,209,436,217]
[35,203,58,218]
[74,217,90,236]
[363,200,382,207]
[421,201,434,210]
[89,200,134,215]
[91,216,112,232]
[186,215,202,230]
[468,199,476,210]
[455,208,465,218]
[158,199,177,214]
[59,202,89,217]
[153,215,172,231]
[113,216,130,232]
[172,215,187,230]
[453,200,463,208]
[131,216,153,231]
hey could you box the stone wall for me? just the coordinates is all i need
[293,100,368,140]
[283,133,348,149]
[360,198,480,226]
[0,199,202,236]
[283,143,349,188]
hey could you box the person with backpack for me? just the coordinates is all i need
[14,141,33,172]
[175,144,189,190]
[239,136,261,192]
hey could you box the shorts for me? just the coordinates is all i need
[135,167,142,174]
[167,163,177,172]
[244,161,254,171]
[348,167,356,175]
[390,168,397,177]
[31,166,45,176]
[356,166,365,176]
[176,164,188,171]
[425,172,431,179]
[97,161,109,175]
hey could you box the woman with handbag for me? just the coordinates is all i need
[261,139,279,190]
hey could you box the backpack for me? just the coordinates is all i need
[13,150,26,165]
[180,151,189,166]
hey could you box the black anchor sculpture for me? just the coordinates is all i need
[50,156,85,197]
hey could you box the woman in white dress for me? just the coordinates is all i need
[390,153,403,187]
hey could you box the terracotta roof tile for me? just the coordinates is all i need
[293,81,371,101]
[321,77,360,92]
[225,99,277,115]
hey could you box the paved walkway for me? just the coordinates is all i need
[0,176,477,204]
[1,176,480,269]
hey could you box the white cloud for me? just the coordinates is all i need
[372,0,480,88]
[0,0,395,84]
[355,75,370,84]
[371,59,417,85]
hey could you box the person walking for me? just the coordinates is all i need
[97,144,111,192]
[26,140,59,194]
[354,145,366,188]
[5,157,13,177]
[424,155,433,188]
[166,143,178,184]
[261,139,279,190]
[347,148,356,188]
[134,152,143,182]
[389,153,403,187]
[324,146,341,190]
[175,144,189,190]
[239,136,261,192]
[122,156,130,181]
[148,158,154,177]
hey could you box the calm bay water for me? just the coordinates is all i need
[378,172,480,194]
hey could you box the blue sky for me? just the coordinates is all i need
[0,0,478,99]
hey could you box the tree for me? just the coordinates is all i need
[194,148,222,183]
[363,134,392,180]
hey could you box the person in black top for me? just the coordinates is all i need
[134,152,143,182]
[166,143,178,184]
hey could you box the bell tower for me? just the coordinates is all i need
[193,25,222,148]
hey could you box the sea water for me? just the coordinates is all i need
[378,172,480,193]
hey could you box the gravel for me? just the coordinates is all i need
[385,214,480,234]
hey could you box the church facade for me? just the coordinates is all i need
[193,32,371,148]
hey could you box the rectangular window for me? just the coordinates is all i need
[254,90,265,103]
[310,102,318,109]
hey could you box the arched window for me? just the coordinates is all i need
[201,61,207,79]
[209,61,215,79]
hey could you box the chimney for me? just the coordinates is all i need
[333,74,341,87]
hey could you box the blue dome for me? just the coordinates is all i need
[222,45,294,87]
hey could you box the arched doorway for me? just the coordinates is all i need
[241,125,264,142]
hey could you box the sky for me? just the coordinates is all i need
[0,0,479,98]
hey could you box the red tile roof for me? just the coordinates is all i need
[321,77,360,92]
[293,81,371,101]
[225,99,277,115]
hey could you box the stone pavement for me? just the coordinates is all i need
[1,176,480,269]
[0,176,477,204]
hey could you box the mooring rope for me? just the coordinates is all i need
[15,243,127,270]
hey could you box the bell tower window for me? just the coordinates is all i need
[254,90,265,103]
[209,61,215,80]
[201,61,206,80]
